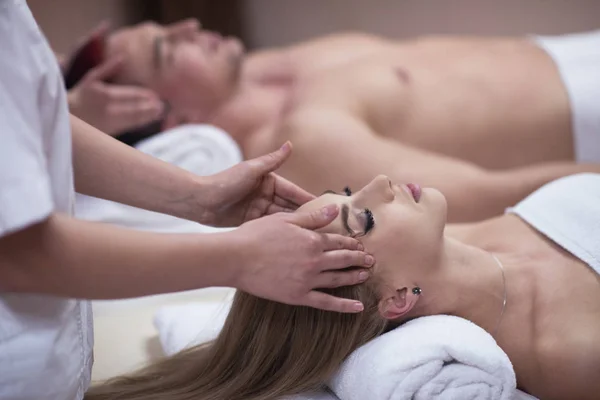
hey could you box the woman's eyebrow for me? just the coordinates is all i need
[341,204,354,235]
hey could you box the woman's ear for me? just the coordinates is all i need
[378,287,418,320]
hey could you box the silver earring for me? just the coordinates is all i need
[412,287,422,295]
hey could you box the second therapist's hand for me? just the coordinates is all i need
[197,141,315,227]
[230,204,375,313]
[67,57,164,136]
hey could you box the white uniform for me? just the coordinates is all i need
[0,1,93,399]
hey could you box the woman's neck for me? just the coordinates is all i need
[414,235,512,336]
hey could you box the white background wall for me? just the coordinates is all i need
[243,0,600,48]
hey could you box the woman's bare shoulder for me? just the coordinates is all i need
[533,329,600,400]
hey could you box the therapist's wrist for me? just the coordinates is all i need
[185,175,220,225]
[194,229,244,289]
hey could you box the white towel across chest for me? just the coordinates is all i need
[508,173,600,275]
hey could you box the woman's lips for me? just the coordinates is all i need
[406,183,422,202]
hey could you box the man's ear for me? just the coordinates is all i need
[162,107,186,131]
[378,287,417,320]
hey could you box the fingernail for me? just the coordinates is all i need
[322,204,338,218]
[353,302,364,312]
[359,271,369,281]
[365,255,375,265]
[357,242,364,251]
[280,141,291,151]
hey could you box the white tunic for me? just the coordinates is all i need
[0,0,93,398]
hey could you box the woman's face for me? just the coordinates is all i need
[298,175,448,285]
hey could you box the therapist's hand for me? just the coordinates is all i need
[231,204,375,313]
[197,142,315,227]
[68,57,164,135]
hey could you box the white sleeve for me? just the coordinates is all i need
[0,73,54,237]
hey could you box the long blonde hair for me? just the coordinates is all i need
[85,283,391,400]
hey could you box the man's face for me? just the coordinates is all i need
[107,19,245,118]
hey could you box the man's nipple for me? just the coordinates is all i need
[395,67,411,84]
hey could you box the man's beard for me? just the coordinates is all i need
[228,51,244,85]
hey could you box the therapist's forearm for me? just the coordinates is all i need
[0,213,239,299]
[71,114,210,223]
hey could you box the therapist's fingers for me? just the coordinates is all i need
[108,101,164,129]
[315,269,370,289]
[301,291,364,313]
[86,20,111,41]
[271,173,316,207]
[321,233,366,253]
[84,57,124,84]
[246,141,293,175]
[318,249,374,271]
[104,85,161,103]
[73,20,111,50]
[272,194,301,211]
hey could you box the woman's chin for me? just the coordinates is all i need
[422,187,448,223]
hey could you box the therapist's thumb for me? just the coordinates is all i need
[84,56,124,83]
[284,204,340,231]
[247,141,293,175]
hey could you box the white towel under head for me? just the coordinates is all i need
[154,301,537,400]
[329,315,522,400]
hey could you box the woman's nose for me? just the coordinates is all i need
[373,174,392,188]
[363,175,393,194]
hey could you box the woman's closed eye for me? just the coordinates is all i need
[364,209,375,233]
[341,204,375,236]
[344,187,375,234]
[323,187,375,235]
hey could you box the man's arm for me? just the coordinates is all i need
[277,110,597,222]
[71,115,207,223]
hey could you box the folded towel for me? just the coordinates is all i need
[154,302,537,400]
[330,315,526,400]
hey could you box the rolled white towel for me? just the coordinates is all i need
[329,315,531,400]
